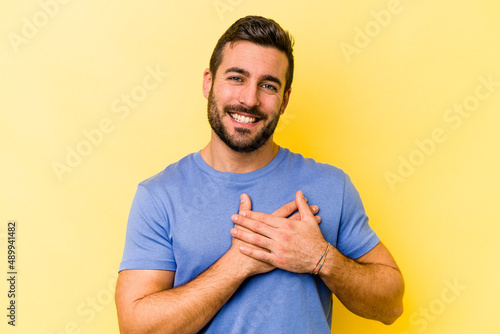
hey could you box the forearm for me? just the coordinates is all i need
[118,253,247,334]
[319,247,405,325]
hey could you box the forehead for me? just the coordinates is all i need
[217,40,288,81]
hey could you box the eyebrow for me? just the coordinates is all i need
[224,67,283,88]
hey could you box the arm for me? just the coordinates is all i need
[318,242,404,324]
[115,250,254,334]
[115,195,320,334]
[231,190,404,325]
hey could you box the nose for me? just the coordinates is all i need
[238,83,260,108]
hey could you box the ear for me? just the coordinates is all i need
[280,89,291,115]
[202,68,213,99]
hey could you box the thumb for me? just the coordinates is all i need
[296,190,316,223]
[239,193,252,213]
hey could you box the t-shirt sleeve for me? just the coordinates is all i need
[119,184,177,272]
[336,173,380,259]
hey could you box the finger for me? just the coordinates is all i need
[289,205,319,221]
[310,206,322,223]
[271,199,298,218]
[231,213,278,236]
[235,210,284,229]
[289,213,321,223]
[231,227,272,250]
[239,193,252,213]
[239,244,274,265]
[296,190,316,223]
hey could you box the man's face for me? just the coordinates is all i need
[203,40,291,153]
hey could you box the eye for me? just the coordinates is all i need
[228,76,243,82]
[262,83,277,91]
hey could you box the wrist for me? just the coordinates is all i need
[311,241,330,275]
[316,245,346,280]
[219,246,253,281]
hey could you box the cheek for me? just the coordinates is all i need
[262,96,284,113]
[214,84,239,103]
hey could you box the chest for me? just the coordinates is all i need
[166,178,341,286]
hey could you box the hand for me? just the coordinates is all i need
[229,193,322,277]
[230,190,327,274]
[228,193,274,277]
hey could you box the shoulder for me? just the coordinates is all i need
[138,152,198,193]
[283,148,346,183]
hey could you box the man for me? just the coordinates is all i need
[115,16,404,333]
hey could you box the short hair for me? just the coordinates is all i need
[209,15,295,94]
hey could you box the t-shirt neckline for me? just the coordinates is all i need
[192,147,287,182]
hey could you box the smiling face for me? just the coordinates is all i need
[203,40,291,153]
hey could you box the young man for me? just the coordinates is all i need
[115,16,404,333]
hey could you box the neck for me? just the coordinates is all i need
[200,134,279,173]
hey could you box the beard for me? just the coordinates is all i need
[207,89,281,153]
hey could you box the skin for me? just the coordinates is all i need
[200,41,290,173]
[115,40,404,333]
[231,191,405,325]
[116,195,319,334]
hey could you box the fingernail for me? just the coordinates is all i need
[231,214,238,222]
[240,193,246,203]
[230,228,237,236]
[298,190,307,201]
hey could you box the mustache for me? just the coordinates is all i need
[223,104,267,119]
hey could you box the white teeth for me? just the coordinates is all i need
[231,113,256,124]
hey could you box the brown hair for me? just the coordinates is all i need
[209,15,295,94]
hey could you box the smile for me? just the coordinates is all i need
[228,112,258,124]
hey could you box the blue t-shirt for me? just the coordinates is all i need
[119,147,380,333]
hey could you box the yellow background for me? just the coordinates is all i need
[1,0,499,333]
